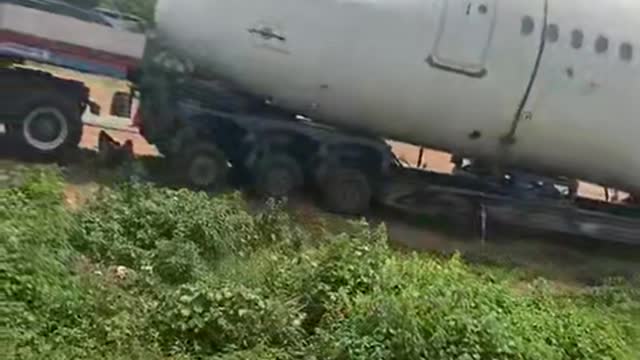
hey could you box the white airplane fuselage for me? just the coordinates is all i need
[154,0,640,195]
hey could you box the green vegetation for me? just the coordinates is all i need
[2,167,639,359]
[61,0,157,24]
[100,0,157,24]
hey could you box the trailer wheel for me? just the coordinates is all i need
[321,167,372,215]
[426,194,478,234]
[252,153,303,199]
[179,142,229,191]
[15,99,82,155]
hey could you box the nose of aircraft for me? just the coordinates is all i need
[152,0,289,88]
[153,0,218,67]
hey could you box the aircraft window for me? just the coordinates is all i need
[595,35,609,54]
[546,24,559,43]
[620,42,633,62]
[521,16,535,36]
[571,29,583,49]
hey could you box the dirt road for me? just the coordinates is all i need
[80,122,158,156]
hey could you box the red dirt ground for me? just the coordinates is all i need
[80,124,158,156]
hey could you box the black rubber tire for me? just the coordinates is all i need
[252,153,303,199]
[177,142,229,191]
[426,194,478,235]
[321,167,372,215]
[12,96,82,156]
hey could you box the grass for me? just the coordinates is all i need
[1,163,639,359]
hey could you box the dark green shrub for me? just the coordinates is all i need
[3,167,638,359]
[70,183,267,273]
[154,280,306,355]
[153,240,205,285]
[1,168,94,358]
[295,222,389,331]
[209,345,295,360]
[311,254,632,360]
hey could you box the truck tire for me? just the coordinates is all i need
[252,153,303,199]
[178,142,229,191]
[14,97,82,156]
[321,167,372,215]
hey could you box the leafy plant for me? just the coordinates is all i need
[2,166,639,359]
[154,280,307,355]
[310,254,632,360]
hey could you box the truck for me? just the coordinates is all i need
[119,56,640,244]
[0,0,145,156]
[3,0,640,244]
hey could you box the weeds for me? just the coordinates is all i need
[2,166,639,359]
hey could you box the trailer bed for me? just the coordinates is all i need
[380,167,640,245]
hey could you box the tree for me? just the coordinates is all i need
[100,0,157,24]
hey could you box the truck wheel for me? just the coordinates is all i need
[252,153,303,199]
[16,100,82,155]
[321,167,372,215]
[179,142,229,191]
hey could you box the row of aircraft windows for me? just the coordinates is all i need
[521,16,634,62]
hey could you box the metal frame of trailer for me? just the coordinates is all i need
[379,166,640,245]
[122,71,640,246]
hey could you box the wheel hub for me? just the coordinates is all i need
[30,114,61,143]
[23,107,69,151]
[264,167,296,197]
[189,155,220,187]
[336,178,362,204]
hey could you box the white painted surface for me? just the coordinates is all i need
[155,0,640,194]
[0,123,6,135]
[430,0,496,75]
[0,3,146,59]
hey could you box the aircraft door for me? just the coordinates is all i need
[428,0,497,77]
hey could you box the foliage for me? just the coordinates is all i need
[311,255,630,360]
[154,281,306,354]
[2,166,639,359]
[100,0,157,24]
[69,182,297,280]
[59,0,157,24]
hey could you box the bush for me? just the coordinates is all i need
[1,170,91,358]
[154,280,306,355]
[153,239,205,285]
[209,345,295,360]
[70,183,292,275]
[310,254,631,360]
[2,167,638,359]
